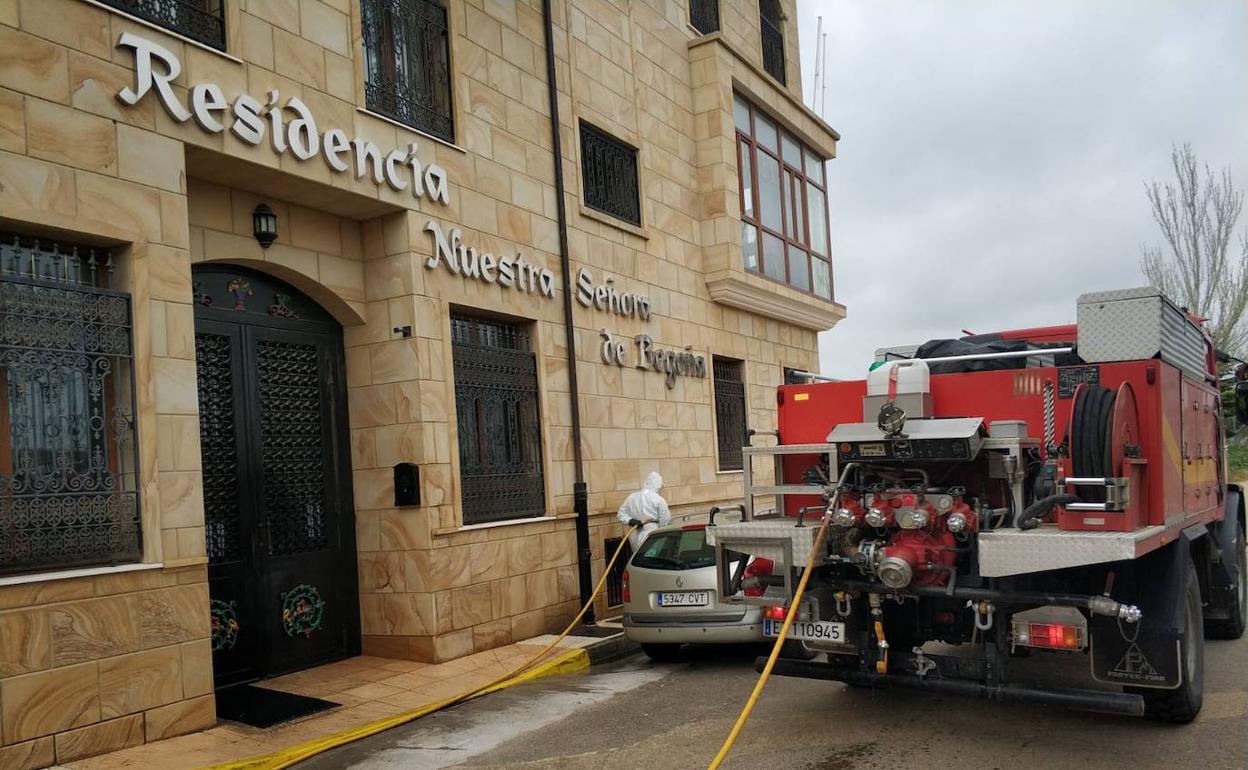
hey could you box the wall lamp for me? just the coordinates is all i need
[252,203,278,249]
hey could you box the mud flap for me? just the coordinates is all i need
[1205,486,1244,618]
[1089,533,1197,689]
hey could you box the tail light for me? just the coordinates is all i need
[622,569,630,603]
[1011,621,1084,650]
[742,558,775,597]
[763,605,788,621]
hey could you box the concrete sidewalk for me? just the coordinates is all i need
[60,624,634,770]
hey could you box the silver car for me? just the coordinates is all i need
[622,522,770,661]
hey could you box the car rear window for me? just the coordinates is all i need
[631,528,715,570]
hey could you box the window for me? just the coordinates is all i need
[759,0,786,84]
[451,315,545,525]
[631,528,716,571]
[713,357,747,472]
[98,0,226,50]
[604,536,632,606]
[734,93,833,300]
[361,0,455,143]
[0,235,141,576]
[690,0,720,34]
[580,122,642,226]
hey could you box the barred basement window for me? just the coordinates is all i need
[759,0,786,84]
[451,315,545,525]
[713,357,747,472]
[362,0,455,143]
[97,0,226,51]
[689,0,720,34]
[0,235,141,576]
[580,123,642,226]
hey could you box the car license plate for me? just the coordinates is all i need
[657,591,709,607]
[763,619,845,642]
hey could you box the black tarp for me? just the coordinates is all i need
[914,337,1081,374]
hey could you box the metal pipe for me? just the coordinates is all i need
[761,658,1146,717]
[887,347,1073,366]
[542,0,594,623]
[785,370,839,382]
[830,578,1140,618]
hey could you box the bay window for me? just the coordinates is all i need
[734,93,832,300]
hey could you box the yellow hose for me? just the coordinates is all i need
[207,527,638,770]
[706,517,830,770]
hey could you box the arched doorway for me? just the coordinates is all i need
[191,264,360,686]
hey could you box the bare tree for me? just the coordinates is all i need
[1140,143,1248,355]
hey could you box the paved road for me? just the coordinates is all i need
[302,635,1248,770]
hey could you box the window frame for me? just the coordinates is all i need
[759,0,786,85]
[361,0,456,144]
[712,356,747,473]
[689,0,721,35]
[578,121,643,227]
[735,94,833,301]
[95,0,227,52]
[0,235,143,577]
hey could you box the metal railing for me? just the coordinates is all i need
[362,0,455,142]
[690,0,720,34]
[98,0,226,50]
[760,0,786,84]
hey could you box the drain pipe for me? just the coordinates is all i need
[543,0,595,624]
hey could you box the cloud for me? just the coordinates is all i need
[796,0,1248,378]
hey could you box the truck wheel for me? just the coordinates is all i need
[1137,568,1204,723]
[1205,518,1247,640]
[641,642,684,663]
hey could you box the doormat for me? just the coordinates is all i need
[215,684,339,728]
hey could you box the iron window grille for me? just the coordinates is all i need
[689,0,720,34]
[362,0,455,143]
[580,123,642,227]
[713,357,747,472]
[0,235,142,576]
[759,0,786,84]
[97,0,226,51]
[451,315,546,525]
[735,92,833,300]
[604,536,632,607]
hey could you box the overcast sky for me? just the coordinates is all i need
[796,0,1248,378]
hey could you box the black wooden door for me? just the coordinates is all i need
[192,265,359,686]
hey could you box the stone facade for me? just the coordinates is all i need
[0,0,841,763]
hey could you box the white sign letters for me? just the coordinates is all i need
[424,220,555,298]
[116,33,450,203]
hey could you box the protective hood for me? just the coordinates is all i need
[643,471,664,493]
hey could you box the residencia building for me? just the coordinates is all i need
[0,0,841,763]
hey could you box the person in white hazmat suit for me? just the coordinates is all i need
[617,472,672,551]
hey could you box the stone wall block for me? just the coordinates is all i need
[0,610,50,677]
[117,124,185,193]
[49,596,141,667]
[138,585,211,649]
[143,693,216,741]
[0,87,25,152]
[0,661,100,744]
[97,645,183,718]
[180,639,213,698]
[0,25,69,103]
[52,713,144,764]
[0,737,56,770]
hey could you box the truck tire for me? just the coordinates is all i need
[641,642,683,662]
[1136,567,1204,723]
[1205,517,1247,640]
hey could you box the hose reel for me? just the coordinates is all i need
[1017,382,1140,529]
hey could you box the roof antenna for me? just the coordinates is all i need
[810,16,824,108]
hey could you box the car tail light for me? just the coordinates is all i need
[742,558,775,597]
[1012,620,1083,650]
[622,569,630,603]
[681,523,706,530]
[763,605,788,621]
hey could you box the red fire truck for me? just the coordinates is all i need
[709,288,1246,722]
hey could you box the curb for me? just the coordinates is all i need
[584,633,641,665]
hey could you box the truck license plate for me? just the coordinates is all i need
[764,619,845,642]
[657,591,709,607]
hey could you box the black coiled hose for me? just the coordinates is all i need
[1016,385,1116,529]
